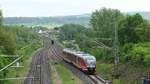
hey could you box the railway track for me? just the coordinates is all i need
[49,39,112,84]
[24,50,41,84]
[24,48,51,84]
[88,75,112,84]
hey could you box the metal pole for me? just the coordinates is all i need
[16,62,19,84]
[114,14,119,66]
[114,13,119,78]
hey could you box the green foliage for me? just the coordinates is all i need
[49,8,150,83]
[0,11,18,82]
[59,24,86,40]
[56,64,75,84]
[0,11,16,55]
[136,21,150,42]
[121,43,150,66]
[90,48,113,62]
[119,14,150,66]
[96,63,113,80]
[0,25,41,84]
[0,10,2,30]
[75,32,94,50]
[0,59,4,78]
[119,13,150,46]
[4,15,90,26]
[87,8,122,62]
[4,25,39,49]
[0,31,16,55]
[58,8,150,66]
[90,8,122,39]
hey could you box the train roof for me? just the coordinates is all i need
[63,48,96,60]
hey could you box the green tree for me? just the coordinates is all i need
[0,10,2,30]
[119,13,146,44]
[121,43,150,66]
[89,8,122,62]
[90,8,122,39]
[136,20,150,42]
[59,24,86,40]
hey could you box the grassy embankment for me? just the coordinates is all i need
[51,62,83,84]
[96,63,122,84]
[96,63,145,84]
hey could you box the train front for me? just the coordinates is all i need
[85,56,96,74]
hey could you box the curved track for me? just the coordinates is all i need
[24,37,112,84]
[49,39,112,84]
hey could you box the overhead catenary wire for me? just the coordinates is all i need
[0,56,23,72]
[0,40,38,72]
[93,39,112,50]
[0,77,34,81]
[0,55,19,57]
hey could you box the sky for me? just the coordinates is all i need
[0,0,150,17]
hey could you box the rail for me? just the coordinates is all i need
[89,75,112,84]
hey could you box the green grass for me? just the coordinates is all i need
[96,63,113,80]
[96,63,146,84]
[113,79,122,84]
[3,69,16,84]
[55,64,83,84]
[96,63,123,84]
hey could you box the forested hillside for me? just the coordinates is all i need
[3,14,90,26]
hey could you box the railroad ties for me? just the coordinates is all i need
[24,48,51,84]
[88,75,112,84]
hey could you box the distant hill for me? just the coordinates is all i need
[3,14,91,27]
[3,12,150,27]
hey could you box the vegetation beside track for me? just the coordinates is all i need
[55,63,83,84]
[49,57,83,84]
[50,62,62,84]
[2,42,42,84]
[0,11,42,84]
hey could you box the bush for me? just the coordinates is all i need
[121,43,150,66]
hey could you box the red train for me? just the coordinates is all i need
[63,48,96,74]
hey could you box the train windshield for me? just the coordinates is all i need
[86,56,96,61]
[89,58,95,60]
